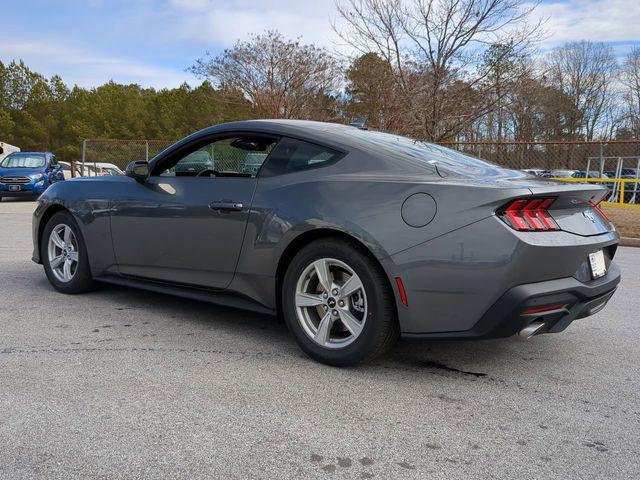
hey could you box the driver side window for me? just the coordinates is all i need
[159,136,277,178]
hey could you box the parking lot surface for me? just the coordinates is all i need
[1,198,639,479]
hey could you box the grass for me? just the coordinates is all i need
[602,205,640,238]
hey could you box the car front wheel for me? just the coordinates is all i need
[282,238,399,366]
[41,211,95,294]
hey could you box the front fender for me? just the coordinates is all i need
[32,180,116,275]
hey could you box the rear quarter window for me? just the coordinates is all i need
[260,137,343,177]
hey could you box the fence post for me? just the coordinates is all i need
[145,141,149,162]
[599,142,604,176]
[82,139,87,177]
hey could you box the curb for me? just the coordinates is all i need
[620,237,640,247]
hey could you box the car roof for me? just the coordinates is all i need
[93,162,122,168]
[6,151,52,156]
[152,120,419,168]
[196,119,368,149]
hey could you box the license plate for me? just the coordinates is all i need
[589,250,607,279]
[8,185,21,192]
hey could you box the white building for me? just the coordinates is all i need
[0,142,20,162]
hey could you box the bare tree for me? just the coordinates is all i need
[190,31,341,120]
[333,0,543,140]
[621,47,640,139]
[545,41,619,141]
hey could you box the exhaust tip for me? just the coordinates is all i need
[519,321,546,339]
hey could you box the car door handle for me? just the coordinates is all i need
[209,201,244,212]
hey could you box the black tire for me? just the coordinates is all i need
[282,238,399,366]
[41,211,95,294]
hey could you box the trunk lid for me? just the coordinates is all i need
[528,181,612,236]
[442,167,613,236]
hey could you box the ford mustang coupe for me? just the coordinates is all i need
[32,120,620,366]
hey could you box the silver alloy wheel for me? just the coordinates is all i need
[295,258,368,349]
[47,224,79,283]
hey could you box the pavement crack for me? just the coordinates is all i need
[419,359,488,377]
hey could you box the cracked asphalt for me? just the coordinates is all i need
[1,198,639,479]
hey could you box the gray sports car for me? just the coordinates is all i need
[32,120,620,366]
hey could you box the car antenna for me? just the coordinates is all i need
[349,116,368,130]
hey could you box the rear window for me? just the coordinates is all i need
[260,137,343,177]
[343,129,498,176]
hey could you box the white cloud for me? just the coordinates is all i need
[167,0,340,49]
[527,0,640,46]
[167,0,640,59]
[2,0,639,89]
[0,38,192,89]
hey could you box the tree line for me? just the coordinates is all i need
[2,0,640,162]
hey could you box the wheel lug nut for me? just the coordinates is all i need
[332,288,339,296]
[322,292,328,299]
[323,305,328,311]
[338,300,345,307]
[332,310,339,317]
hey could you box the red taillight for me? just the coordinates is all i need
[498,197,560,232]
[589,200,610,222]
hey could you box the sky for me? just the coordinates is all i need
[0,0,639,89]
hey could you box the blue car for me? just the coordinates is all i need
[0,152,64,201]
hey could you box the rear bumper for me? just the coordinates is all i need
[388,215,621,337]
[401,261,620,340]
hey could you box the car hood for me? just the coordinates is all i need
[0,167,45,177]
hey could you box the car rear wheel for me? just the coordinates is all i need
[282,238,399,366]
[42,211,95,294]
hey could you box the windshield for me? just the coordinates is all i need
[344,129,500,176]
[0,153,46,169]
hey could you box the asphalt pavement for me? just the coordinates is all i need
[1,198,639,479]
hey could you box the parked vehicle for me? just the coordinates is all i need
[522,168,550,177]
[82,162,124,176]
[58,161,83,179]
[604,168,638,178]
[32,120,620,366]
[570,171,614,194]
[572,171,610,178]
[618,175,640,204]
[550,169,579,178]
[0,152,64,201]
[93,162,124,176]
[243,152,268,175]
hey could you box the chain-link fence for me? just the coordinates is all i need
[80,139,174,174]
[80,138,270,176]
[82,138,640,174]
[442,141,640,172]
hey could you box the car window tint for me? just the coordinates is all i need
[159,136,276,178]
[260,137,342,177]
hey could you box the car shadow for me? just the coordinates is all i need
[71,280,567,376]
[32,271,572,377]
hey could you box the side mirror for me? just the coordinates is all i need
[125,161,149,183]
